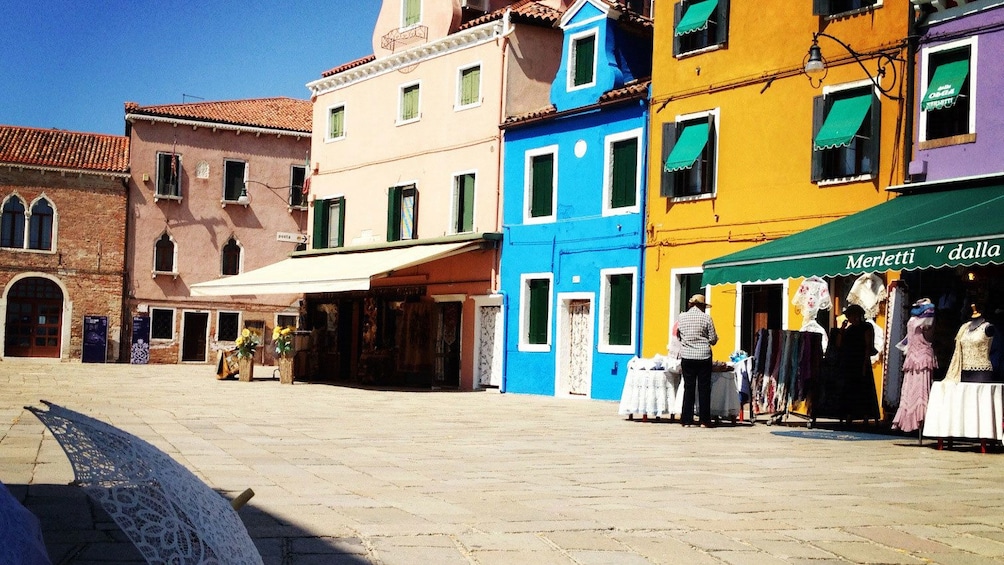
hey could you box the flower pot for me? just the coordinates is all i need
[279,357,294,384]
[238,357,255,382]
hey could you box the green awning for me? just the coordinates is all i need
[664,121,710,172]
[702,184,1004,286]
[675,0,718,36]
[923,59,969,111]
[813,94,872,150]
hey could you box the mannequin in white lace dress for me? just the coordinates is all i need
[945,303,997,383]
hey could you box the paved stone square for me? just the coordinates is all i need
[2,359,1003,564]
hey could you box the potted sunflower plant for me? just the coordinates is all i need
[273,325,295,384]
[234,328,261,382]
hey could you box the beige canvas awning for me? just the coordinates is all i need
[190,241,477,296]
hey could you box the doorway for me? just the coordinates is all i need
[475,301,502,388]
[4,277,63,358]
[740,284,783,353]
[434,301,462,388]
[557,295,593,397]
[181,311,209,362]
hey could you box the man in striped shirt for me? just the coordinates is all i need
[676,294,719,427]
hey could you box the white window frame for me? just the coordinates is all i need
[25,194,57,254]
[150,307,176,341]
[821,0,882,19]
[918,35,978,144]
[670,108,720,202]
[221,159,248,204]
[567,28,599,92]
[401,0,422,29]
[215,310,242,342]
[180,309,210,363]
[523,144,559,225]
[220,236,244,276]
[289,164,308,209]
[397,81,422,125]
[602,127,643,216]
[275,312,298,330]
[455,62,483,111]
[325,103,346,142]
[598,266,638,354]
[817,79,879,186]
[450,169,477,234]
[155,151,182,201]
[152,232,179,278]
[518,272,554,352]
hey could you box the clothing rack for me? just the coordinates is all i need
[749,329,824,425]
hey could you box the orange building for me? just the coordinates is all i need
[643,1,913,407]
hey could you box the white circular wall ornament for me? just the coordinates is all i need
[574,140,587,158]
[195,161,210,179]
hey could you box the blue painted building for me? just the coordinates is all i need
[499,0,652,400]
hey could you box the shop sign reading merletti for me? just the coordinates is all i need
[845,238,1004,271]
[276,232,307,243]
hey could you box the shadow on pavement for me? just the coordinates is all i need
[6,483,371,565]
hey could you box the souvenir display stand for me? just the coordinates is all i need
[749,329,825,425]
[619,357,742,422]
[922,380,1004,453]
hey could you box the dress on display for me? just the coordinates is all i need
[945,319,996,382]
[891,315,937,432]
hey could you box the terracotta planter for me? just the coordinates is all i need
[238,357,255,382]
[278,357,294,384]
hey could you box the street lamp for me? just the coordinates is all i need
[803,32,902,100]
[237,184,251,206]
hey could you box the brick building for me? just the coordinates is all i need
[0,125,130,361]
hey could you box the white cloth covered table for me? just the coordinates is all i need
[701,372,742,420]
[618,360,680,418]
[922,381,1004,442]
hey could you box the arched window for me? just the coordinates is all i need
[1,196,26,248]
[221,237,241,276]
[28,198,54,251]
[154,233,176,273]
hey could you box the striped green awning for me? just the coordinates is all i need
[701,185,1004,286]
[813,94,872,150]
[675,0,718,36]
[923,59,969,111]
[664,121,710,172]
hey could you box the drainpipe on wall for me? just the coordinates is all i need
[903,4,919,184]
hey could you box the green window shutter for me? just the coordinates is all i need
[810,95,825,183]
[715,0,729,46]
[611,138,638,208]
[328,198,345,247]
[812,0,829,15]
[530,154,554,218]
[387,187,402,241]
[312,199,330,250]
[402,85,419,121]
[457,174,475,232]
[660,122,677,198]
[608,274,633,346]
[404,0,420,26]
[329,107,344,138]
[672,2,683,56]
[573,35,595,87]
[528,279,550,344]
[868,94,881,176]
[461,66,480,106]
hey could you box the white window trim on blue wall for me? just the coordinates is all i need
[518,272,554,352]
[602,127,643,216]
[567,28,599,92]
[598,266,638,354]
[918,35,978,144]
[523,144,559,225]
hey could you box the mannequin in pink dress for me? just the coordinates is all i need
[892,299,937,433]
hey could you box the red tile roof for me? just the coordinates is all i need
[321,54,377,78]
[461,0,563,30]
[0,125,129,173]
[503,79,650,127]
[125,97,311,133]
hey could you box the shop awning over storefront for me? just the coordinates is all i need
[664,121,710,172]
[675,0,718,36]
[813,94,872,150]
[702,184,1004,286]
[190,240,479,296]
[922,59,969,111]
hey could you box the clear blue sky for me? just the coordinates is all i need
[0,1,381,136]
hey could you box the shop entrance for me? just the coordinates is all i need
[181,312,208,362]
[434,302,462,388]
[740,284,783,354]
[4,277,63,358]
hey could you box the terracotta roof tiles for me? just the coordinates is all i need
[461,0,563,30]
[125,97,311,133]
[0,125,129,173]
[321,54,377,78]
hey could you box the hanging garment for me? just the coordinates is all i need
[891,314,937,432]
[945,320,996,382]
[882,283,910,408]
[846,273,887,321]
[793,276,832,320]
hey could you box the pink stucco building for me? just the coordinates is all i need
[124,98,311,365]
